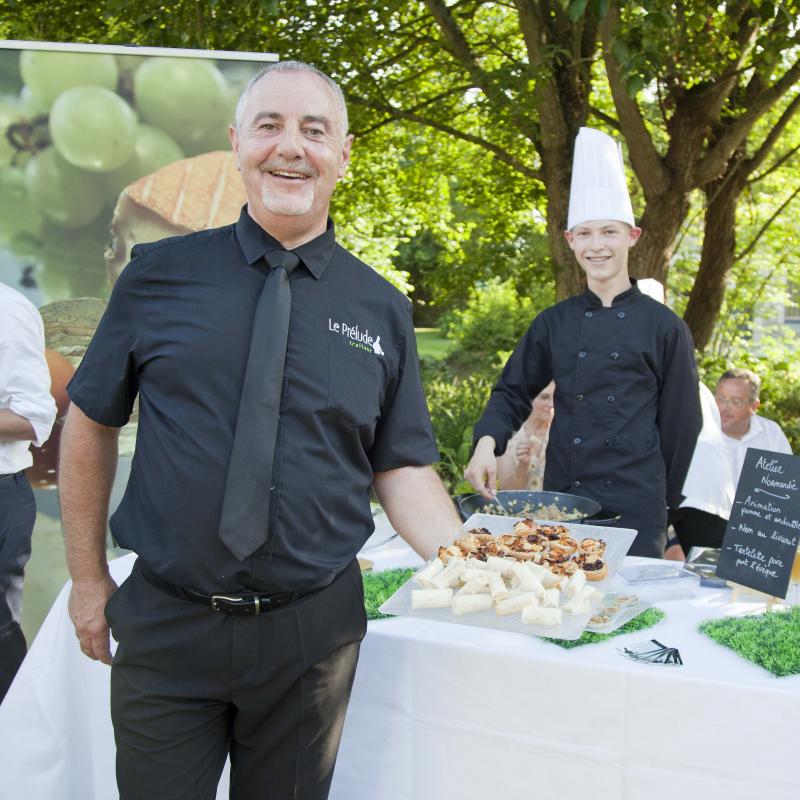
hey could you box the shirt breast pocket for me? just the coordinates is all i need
[327,336,386,427]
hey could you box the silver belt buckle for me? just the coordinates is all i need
[211,594,261,615]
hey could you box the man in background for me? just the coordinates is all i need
[0,281,56,701]
[715,367,793,483]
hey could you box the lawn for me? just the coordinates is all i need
[415,327,450,360]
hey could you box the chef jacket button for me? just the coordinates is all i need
[607,395,615,403]
[578,351,587,358]
[604,438,612,446]
[572,480,581,488]
[585,311,593,318]
[576,393,584,402]
[610,351,620,359]
[573,436,583,445]
[603,479,612,488]
[617,311,626,319]
[270,484,276,491]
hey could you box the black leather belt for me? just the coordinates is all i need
[0,473,19,481]
[138,563,329,616]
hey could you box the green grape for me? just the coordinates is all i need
[106,123,184,198]
[134,58,229,151]
[0,98,23,166]
[0,166,43,241]
[50,86,137,173]
[19,51,118,109]
[20,86,48,117]
[24,147,107,228]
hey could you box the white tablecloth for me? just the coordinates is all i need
[2,540,799,800]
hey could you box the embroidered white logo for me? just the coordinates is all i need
[328,318,384,357]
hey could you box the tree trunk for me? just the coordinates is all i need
[629,188,692,285]
[683,176,740,350]
[540,140,585,298]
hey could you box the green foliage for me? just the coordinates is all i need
[441,277,549,376]
[423,363,493,494]
[542,607,666,649]
[414,328,450,360]
[362,567,414,620]
[698,606,800,677]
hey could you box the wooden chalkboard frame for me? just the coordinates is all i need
[716,448,800,598]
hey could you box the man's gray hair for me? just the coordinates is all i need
[234,60,349,135]
[719,367,761,401]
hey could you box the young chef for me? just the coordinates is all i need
[464,127,702,557]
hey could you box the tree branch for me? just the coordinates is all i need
[349,94,541,179]
[735,184,800,262]
[423,0,539,144]
[748,142,800,185]
[744,90,800,177]
[695,59,800,186]
[600,1,670,199]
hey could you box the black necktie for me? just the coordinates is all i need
[218,250,300,560]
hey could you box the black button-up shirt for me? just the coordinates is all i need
[473,281,702,556]
[68,208,439,593]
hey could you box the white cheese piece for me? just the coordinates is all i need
[451,594,494,616]
[495,593,539,616]
[565,570,587,597]
[431,557,466,589]
[413,558,445,588]
[541,588,560,608]
[485,556,517,576]
[521,605,562,626]
[411,588,454,609]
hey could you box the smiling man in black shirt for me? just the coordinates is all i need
[59,61,460,800]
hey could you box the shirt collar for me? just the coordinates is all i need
[234,206,337,279]
[583,278,640,308]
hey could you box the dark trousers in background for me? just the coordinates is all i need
[0,472,36,702]
[106,557,367,800]
[670,507,728,554]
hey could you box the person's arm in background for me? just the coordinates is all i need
[0,294,56,445]
[495,430,531,490]
[465,315,552,498]
[373,465,461,560]
[59,405,120,665]
[0,410,35,441]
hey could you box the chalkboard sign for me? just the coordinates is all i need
[717,448,800,598]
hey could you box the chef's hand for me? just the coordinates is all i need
[464,436,498,499]
[68,574,118,665]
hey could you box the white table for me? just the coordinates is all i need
[2,544,799,800]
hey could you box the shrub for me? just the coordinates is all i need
[424,370,493,493]
[440,278,547,378]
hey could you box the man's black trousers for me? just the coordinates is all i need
[0,472,35,702]
[105,557,367,800]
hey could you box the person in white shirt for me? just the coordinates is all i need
[669,383,737,556]
[0,282,56,701]
[715,368,793,483]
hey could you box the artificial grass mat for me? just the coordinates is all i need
[363,568,414,620]
[698,605,800,677]
[542,607,665,649]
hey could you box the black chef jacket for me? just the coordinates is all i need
[68,208,439,593]
[473,281,701,557]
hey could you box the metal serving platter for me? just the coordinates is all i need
[379,513,638,640]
